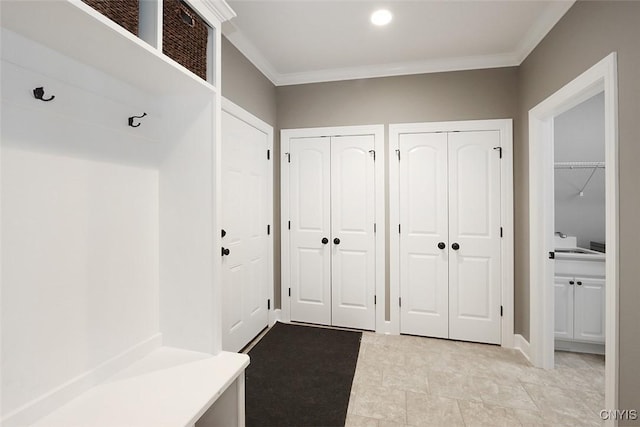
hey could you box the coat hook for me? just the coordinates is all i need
[128,112,147,128]
[33,87,55,102]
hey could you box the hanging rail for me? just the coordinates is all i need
[554,161,605,169]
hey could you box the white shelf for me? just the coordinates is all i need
[31,348,249,427]
[0,0,216,97]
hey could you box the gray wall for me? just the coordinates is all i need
[277,68,518,317]
[517,1,640,418]
[221,36,277,126]
[554,93,605,249]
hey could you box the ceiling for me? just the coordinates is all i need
[222,0,575,86]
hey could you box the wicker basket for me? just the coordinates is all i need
[82,0,139,36]
[163,0,208,80]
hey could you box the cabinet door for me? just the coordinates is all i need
[574,277,605,343]
[330,135,376,330]
[289,137,332,326]
[554,276,574,340]
[398,132,449,338]
[448,131,502,345]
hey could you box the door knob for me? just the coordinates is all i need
[451,243,460,250]
[438,242,446,250]
[333,238,341,245]
[221,247,230,256]
[569,280,575,285]
[577,281,583,286]
[321,237,329,244]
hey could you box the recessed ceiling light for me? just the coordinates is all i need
[371,9,392,26]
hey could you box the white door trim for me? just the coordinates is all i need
[389,119,514,347]
[527,53,618,416]
[221,97,275,327]
[280,125,386,333]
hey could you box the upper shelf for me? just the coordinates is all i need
[554,161,605,169]
[1,1,217,97]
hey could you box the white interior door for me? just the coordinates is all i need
[221,111,270,352]
[399,133,449,338]
[289,137,332,325]
[448,131,502,344]
[330,135,376,330]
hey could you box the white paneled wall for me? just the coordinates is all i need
[1,148,160,415]
[1,23,219,424]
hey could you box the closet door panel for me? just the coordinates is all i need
[448,131,502,344]
[331,135,376,330]
[398,132,449,338]
[289,137,331,325]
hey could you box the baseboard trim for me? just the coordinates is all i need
[2,333,162,427]
[269,309,282,326]
[514,334,531,362]
[555,339,605,355]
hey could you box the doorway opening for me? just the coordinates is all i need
[528,53,618,412]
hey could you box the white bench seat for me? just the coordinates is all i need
[32,347,250,427]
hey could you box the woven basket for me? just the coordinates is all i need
[163,0,208,80]
[82,0,139,36]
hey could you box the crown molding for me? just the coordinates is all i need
[223,0,575,87]
[514,0,575,64]
[188,0,236,26]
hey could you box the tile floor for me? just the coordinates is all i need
[346,333,605,427]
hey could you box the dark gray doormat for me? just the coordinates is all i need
[245,322,362,427]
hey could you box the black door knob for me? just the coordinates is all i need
[577,281,583,286]
[221,229,226,238]
[569,280,575,285]
[221,247,230,256]
[333,238,341,245]
[438,242,446,250]
[451,243,460,250]
[322,237,329,244]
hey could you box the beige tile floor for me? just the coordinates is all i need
[346,333,605,427]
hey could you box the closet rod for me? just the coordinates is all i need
[554,161,605,169]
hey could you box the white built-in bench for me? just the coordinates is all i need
[31,348,249,427]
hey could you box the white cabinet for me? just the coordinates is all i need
[554,276,605,344]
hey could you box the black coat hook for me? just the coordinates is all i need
[33,87,55,102]
[128,112,147,128]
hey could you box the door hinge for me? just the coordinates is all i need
[494,146,502,159]
[500,305,503,317]
[369,149,376,161]
[549,251,555,259]
[374,295,377,305]
[398,224,401,234]
[396,149,401,161]
[267,149,270,160]
[268,299,271,310]
[288,288,291,297]
[267,224,271,235]
[500,227,503,237]
[286,152,290,163]
[374,223,377,233]
[399,297,402,307]
[288,220,291,230]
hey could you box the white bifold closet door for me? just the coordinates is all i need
[399,130,502,344]
[289,135,376,330]
[221,111,270,352]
